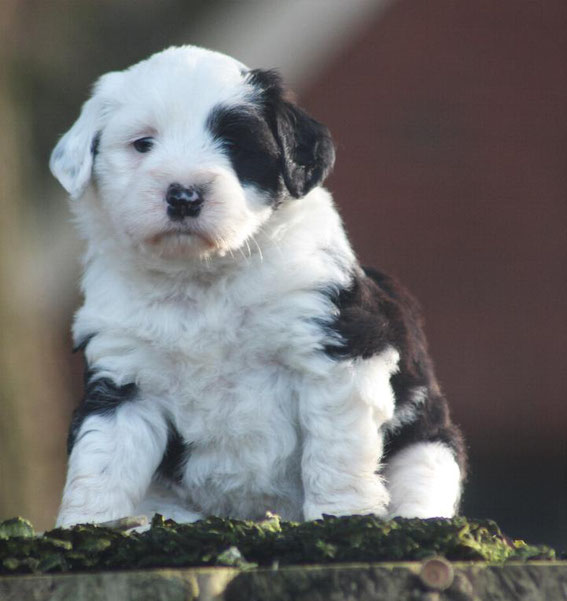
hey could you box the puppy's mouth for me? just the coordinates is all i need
[146,226,217,252]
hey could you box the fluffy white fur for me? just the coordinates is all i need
[384,442,462,518]
[51,46,462,527]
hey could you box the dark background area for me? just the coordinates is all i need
[1,0,565,549]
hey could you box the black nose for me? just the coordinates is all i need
[166,183,204,220]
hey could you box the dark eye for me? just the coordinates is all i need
[132,137,154,153]
[223,138,239,152]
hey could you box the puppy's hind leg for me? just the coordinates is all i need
[383,395,466,519]
[384,441,462,518]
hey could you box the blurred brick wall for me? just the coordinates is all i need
[302,0,567,545]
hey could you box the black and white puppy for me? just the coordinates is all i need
[50,46,465,527]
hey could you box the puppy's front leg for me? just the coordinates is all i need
[300,352,398,520]
[57,391,168,527]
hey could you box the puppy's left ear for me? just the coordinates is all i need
[50,72,120,199]
[275,102,336,198]
[250,70,335,198]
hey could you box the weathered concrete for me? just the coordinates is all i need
[1,562,566,601]
[0,567,238,601]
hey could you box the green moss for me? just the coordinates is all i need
[0,514,556,575]
[0,517,34,540]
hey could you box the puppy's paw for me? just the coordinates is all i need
[303,500,389,521]
[303,481,390,521]
[56,508,130,529]
[56,512,96,528]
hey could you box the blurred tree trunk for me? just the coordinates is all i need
[0,0,67,529]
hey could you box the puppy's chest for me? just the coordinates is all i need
[139,293,312,436]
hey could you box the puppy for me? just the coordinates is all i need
[50,45,465,527]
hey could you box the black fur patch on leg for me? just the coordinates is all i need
[67,368,138,454]
[322,266,467,478]
[156,421,190,484]
[383,392,467,477]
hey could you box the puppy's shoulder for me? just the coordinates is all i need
[324,265,428,366]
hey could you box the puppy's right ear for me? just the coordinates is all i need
[50,72,119,199]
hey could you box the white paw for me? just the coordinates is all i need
[303,498,388,521]
[56,513,98,528]
[303,503,386,521]
[56,507,130,528]
[303,476,390,521]
[387,503,457,519]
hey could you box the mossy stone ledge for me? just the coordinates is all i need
[0,514,565,600]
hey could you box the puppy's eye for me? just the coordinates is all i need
[223,138,240,152]
[132,137,154,153]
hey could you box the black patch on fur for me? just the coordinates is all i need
[324,268,430,367]
[207,105,283,199]
[323,267,467,478]
[156,422,189,484]
[246,69,335,198]
[208,70,334,200]
[67,368,138,454]
[382,393,467,476]
[90,131,101,158]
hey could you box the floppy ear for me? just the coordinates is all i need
[248,69,335,199]
[49,73,119,199]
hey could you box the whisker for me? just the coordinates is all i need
[238,246,249,263]
[244,239,252,259]
[251,235,264,262]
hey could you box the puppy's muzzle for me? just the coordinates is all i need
[166,183,204,221]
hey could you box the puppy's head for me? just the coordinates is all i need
[50,46,334,260]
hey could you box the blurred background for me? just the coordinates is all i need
[0,0,565,548]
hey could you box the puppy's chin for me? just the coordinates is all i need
[144,229,222,260]
[142,224,255,261]
[144,231,216,259]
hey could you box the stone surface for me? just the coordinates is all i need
[1,563,567,601]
